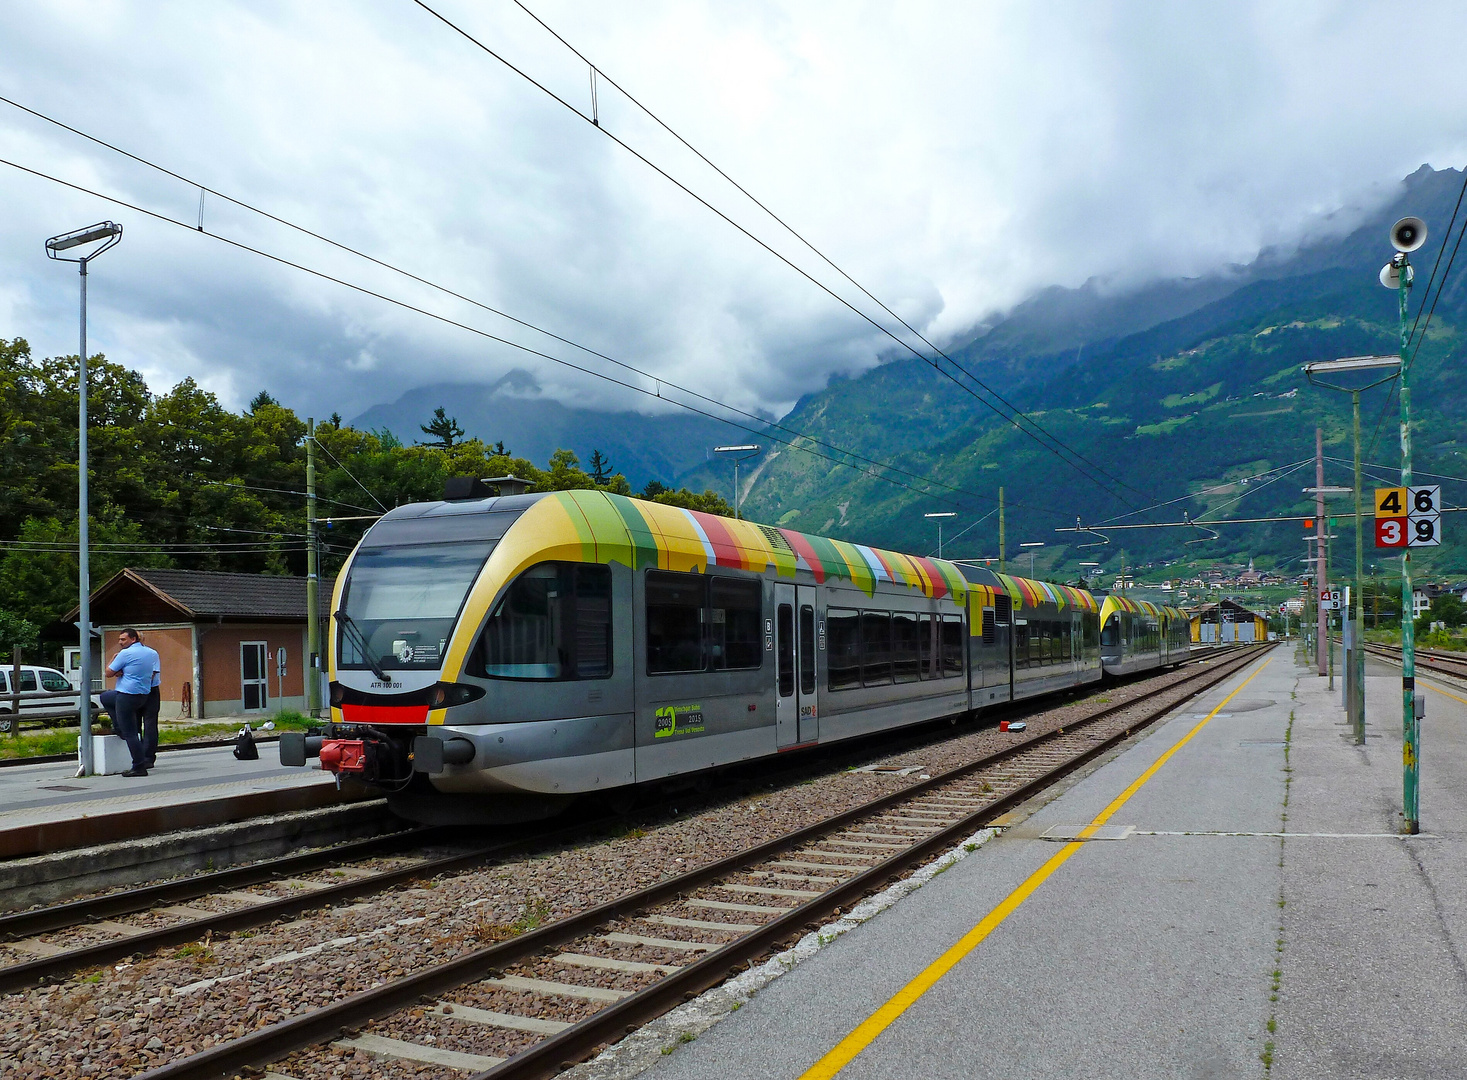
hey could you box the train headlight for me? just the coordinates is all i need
[430,682,485,709]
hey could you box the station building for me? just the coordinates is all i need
[1189,599,1270,643]
[65,568,314,719]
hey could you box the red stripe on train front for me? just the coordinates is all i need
[341,703,430,724]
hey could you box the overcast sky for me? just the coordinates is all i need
[3,1,1467,424]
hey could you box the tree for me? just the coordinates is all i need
[650,487,734,517]
[249,390,279,412]
[1417,592,1467,637]
[588,449,613,484]
[328,412,343,428]
[641,479,668,500]
[418,406,464,449]
[0,610,38,653]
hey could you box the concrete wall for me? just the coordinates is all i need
[97,623,193,717]
[197,622,308,717]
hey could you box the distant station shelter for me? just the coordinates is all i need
[66,569,311,719]
[1190,599,1269,644]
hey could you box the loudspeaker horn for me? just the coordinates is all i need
[1390,216,1427,253]
[1380,261,1416,290]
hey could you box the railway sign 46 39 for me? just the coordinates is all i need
[1375,485,1442,548]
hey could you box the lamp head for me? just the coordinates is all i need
[45,221,123,262]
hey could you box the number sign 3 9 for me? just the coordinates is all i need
[1375,485,1441,548]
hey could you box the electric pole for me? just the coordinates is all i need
[1395,251,1420,833]
[1316,427,1327,677]
[998,487,1006,574]
[306,418,321,717]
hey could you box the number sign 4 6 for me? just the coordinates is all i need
[1374,485,1441,548]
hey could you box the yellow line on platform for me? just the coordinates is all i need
[796,656,1272,1080]
[1422,679,1467,708]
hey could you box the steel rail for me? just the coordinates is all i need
[137,645,1268,1080]
[0,824,425,940]
[0,818,606,994]
[1362,641,1467,680]
[2,647,1242,949]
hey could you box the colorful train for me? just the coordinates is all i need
[281,486,1191,821]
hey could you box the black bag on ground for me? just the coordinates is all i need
[233,726,259,761]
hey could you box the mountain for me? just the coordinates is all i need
[728,164,1467,581]
[351,370,755,490]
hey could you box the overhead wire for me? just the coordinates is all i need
[411,0,1152,515]
[1365,171,1467,460]
[0,94,1063,520]
[310,440,389,511]
[0,153,1076,522]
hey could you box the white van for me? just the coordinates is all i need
[0,666,104,730]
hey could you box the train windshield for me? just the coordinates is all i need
[339,541,495,671]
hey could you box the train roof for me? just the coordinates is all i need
[1097,592,1189,622]
[361,489,1099,612]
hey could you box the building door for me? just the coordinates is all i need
[241,641,269,711]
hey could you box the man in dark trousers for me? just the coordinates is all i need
[106,628,159,777]
[143,658,162,769]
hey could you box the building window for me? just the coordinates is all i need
[474,562,612,680]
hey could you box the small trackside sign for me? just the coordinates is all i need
[654,703,705,739]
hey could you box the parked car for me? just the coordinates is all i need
[0,665,105,732]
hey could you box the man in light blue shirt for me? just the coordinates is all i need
[107,628,160,776]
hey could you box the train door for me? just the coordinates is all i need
[774,583,820,748]
[797,588,819,744]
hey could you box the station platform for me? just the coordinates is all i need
[644,647,1467,1079]
[0,742,362,860]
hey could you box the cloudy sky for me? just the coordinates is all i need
[3,1,1467,424]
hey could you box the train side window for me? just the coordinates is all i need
[861,612,893,685]
[981,608,996,645]
[799,606,817,696]
[827,608,861,689]
[892,612,921,683]
[476,562,611,680]
[710,577,763,670]
[1014,624,1029,667]
[1084,614,1099,650]
[1029,622,1043,664]
[777,604,794,697]
[646,570,706,674]
[574,565,612,677]
[941,615,965,677]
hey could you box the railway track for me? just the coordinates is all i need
[1362,641,1467,681]
[107,643,1269,1080]
[0,647,1250,998]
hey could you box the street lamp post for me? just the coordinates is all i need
[711,444,762,521]
[1303,355,1401,745]
[45,221,123,778]
[924,511,956,558]
[1020,541,1044,577]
